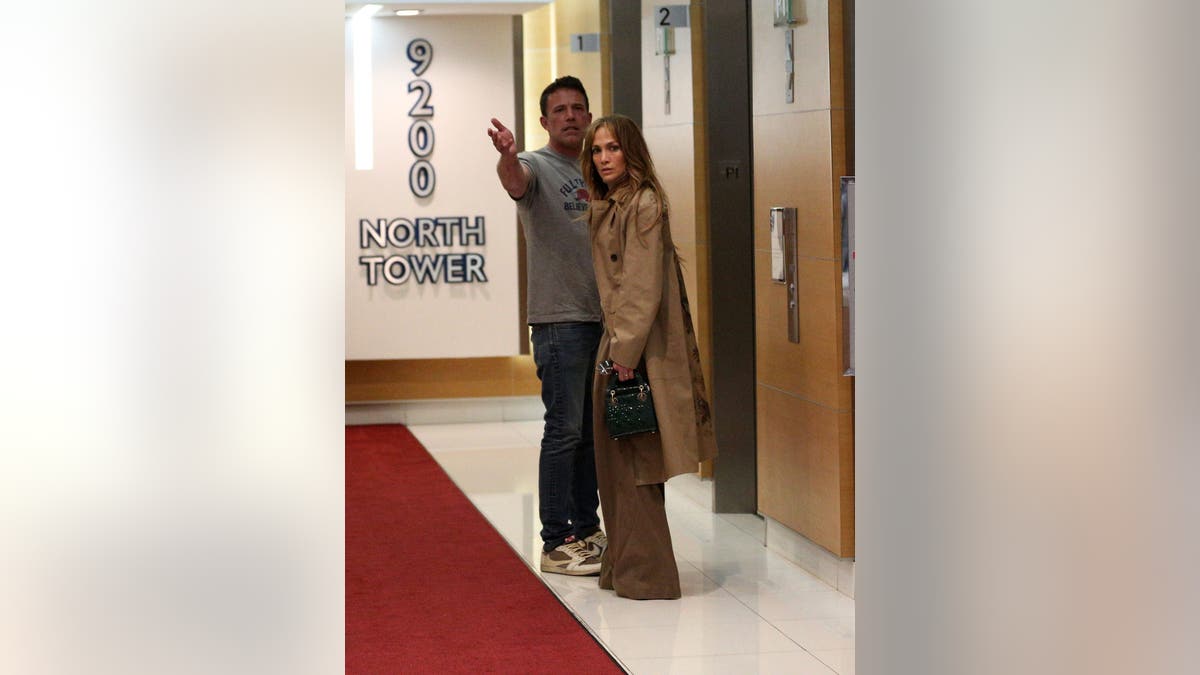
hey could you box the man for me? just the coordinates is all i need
[487,76,605,576]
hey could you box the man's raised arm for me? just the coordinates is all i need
[487,118,531,199]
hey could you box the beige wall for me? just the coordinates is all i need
[752,0,854,556]
[347,0,603,402]
[523,1,604,150]
[346,15,520,360]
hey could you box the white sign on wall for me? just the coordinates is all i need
[345,15,519,360]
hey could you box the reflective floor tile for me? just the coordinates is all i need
[623,650,836,675]
[414,421,857,671]
[595,619,804,660]
[730,589,856,623]
[510,419,545,446]
[573,590,761,631]
[408,421,532,451]
[772,617,856,651]
[810,648,855,675]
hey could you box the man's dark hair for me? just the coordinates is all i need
[539,75,589,116]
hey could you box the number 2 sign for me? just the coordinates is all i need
[654,5,689,28]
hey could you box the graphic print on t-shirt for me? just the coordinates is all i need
[560,177,589,212]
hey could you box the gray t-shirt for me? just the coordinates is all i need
[516,146,602,324]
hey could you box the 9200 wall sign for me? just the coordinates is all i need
[406,38,435,198]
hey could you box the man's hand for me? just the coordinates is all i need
[487,118,518,158]
[487,118,529,198]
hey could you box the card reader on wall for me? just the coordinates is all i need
[769,206,800,344]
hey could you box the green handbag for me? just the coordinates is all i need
[601,364,659,439]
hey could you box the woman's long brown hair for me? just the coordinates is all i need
[579,115,682,263]
[579,115,669,209]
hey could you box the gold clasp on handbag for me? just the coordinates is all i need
[603,368,658,439]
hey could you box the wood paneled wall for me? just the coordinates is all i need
[752,1,854,556]
[346,357,539,401]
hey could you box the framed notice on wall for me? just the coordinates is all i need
[345,14,519,359]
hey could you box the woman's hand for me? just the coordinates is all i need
[613,361,636,382]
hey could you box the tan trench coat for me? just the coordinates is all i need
[589,184,718,485]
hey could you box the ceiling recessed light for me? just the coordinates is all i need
[395,9,422,16]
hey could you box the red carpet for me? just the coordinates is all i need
[346,424,624,674]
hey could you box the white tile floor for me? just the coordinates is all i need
[410,420,855,675]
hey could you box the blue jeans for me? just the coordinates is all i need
[531,321,603,551]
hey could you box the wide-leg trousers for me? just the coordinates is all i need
[592,406,681,600]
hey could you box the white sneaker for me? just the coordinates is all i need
[583,530,608,558]
[540,537,601,576]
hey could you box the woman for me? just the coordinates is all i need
[580,115,717,600]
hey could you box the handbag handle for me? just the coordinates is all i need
[605,368,653,410]
[597,359,648,382]
[603,364,649,390]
